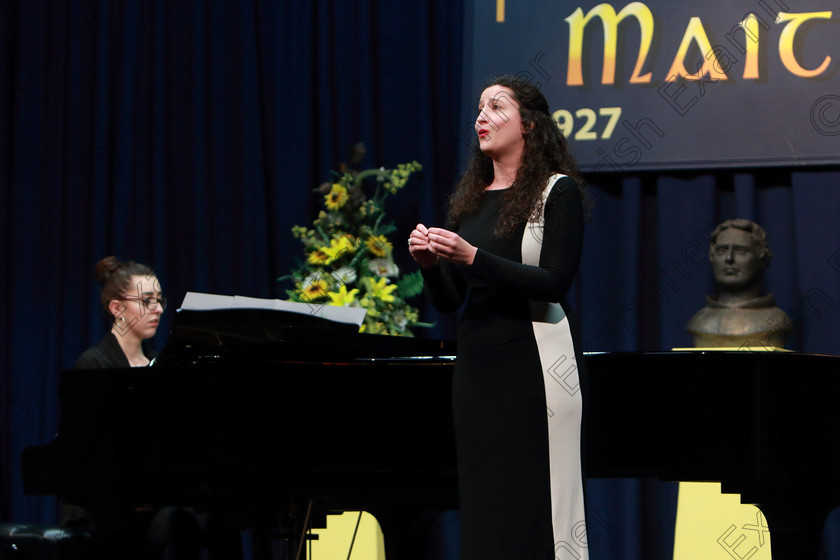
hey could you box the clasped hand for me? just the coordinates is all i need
[409,224,477,268]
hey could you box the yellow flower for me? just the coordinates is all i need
[286,162,423,336]
[307,247,330,266]
[365,234,392,258]
[359,296,379,317]
[363,321,387,335]
[325,183,349,210]
[327,285,360,306]
[365,277,397,303]
[298,278,330,302]
[384,161,422,194]
[323,235,356,265]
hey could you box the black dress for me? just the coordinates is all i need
[423,175,588,560]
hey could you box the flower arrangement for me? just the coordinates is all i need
[279,160,430,336]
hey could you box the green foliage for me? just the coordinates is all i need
[279,161,427,336]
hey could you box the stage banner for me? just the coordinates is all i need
[465,0,840,171]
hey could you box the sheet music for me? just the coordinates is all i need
[180,292,367,327]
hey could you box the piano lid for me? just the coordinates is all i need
[155,306,456,367]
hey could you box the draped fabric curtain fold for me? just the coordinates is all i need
[1,0,462,528]
[577,169,840,559]
[2,1,839,559]
[577,170,840,356]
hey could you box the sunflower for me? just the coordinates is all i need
[324,183,349,210]
[307,247,330,266]
[323,235,357,265]
[298,277,330,302]
[282,160,425,336]
[365,234,392,258]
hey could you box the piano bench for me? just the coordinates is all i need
[0,523,94,560]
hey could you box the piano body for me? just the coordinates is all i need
[22,308,840,559]
[585,350,840,560]
[23,309,460,559]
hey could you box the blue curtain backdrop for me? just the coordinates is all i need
[2,1,840,559]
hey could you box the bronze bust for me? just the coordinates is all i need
[686,219,791,349]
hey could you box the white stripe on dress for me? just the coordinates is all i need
[521,173,589,560]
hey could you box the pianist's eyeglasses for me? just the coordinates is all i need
[118,297,168,311]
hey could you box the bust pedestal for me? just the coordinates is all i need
[686,294,791,349]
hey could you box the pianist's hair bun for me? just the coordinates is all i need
[95,256,123,285]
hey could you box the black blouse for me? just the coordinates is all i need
[74,332,157,369]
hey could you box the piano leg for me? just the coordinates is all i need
[759,503,831,560]
[249,527,278,560]
[375,508,443,560]
[77,500,157,560]
[146,507,201,560]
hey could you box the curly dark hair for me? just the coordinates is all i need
[448,75,585,237]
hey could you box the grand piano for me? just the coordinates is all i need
[21,307,840,559]
[23,307,459,559]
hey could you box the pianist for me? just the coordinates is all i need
[66,257,232,558]
[65,257,165,533]
[74,255,165,369]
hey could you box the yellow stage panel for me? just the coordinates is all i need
[673,482,771,560]
[308,511,386,560]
